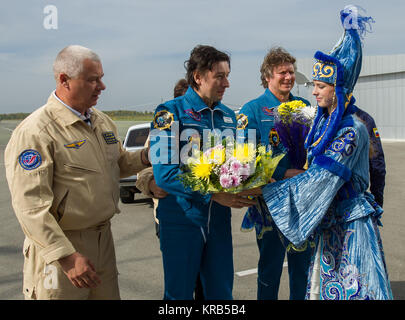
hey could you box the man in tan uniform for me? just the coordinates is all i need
[4,45,150,299]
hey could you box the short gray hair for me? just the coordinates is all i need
[53,45,100,81]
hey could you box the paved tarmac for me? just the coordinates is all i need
[0,133,404,299]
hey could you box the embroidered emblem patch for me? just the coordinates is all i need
[328,129,356,156]
[185,109,201,121]
[373,128,380,138]
[64,140,86,149]
[262,106,274,116]
[236,114,248,130]
[102,132,118,144]
[18,149,42,170]
[269,128,280,147]
[154,110,174,130]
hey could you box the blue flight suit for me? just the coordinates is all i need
[354,107,386,207]
[238,88,312,300]
[150,87,237,300]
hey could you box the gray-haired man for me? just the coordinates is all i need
[5,45,149,299]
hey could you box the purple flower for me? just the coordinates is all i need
[220,175,233,188]
[231,175,241,187]
[274,109,312,169]
[220,165,229,175]
[230,160,242,173]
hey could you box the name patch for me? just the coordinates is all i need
[223,116,233,123]
[102,132,118,144]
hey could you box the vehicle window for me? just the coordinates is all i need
[126,128,150,147]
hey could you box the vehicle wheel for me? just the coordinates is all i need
[120,188,135,203]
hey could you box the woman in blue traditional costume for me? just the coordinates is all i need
[241,5,393,300]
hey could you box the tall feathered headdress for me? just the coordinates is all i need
[305,5,374,155]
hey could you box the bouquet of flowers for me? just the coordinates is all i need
[178,141,285,194]
[274,100,316,169]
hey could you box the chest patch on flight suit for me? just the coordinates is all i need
[18,149,42,170]
[269,128,280,147]
[373,127,380,138]
[64,140,86,149]
[223,116,233,123]
[154,110,174,130]
[262,106,274,116]
[102,132,118,144]
[185,109,201,121]
[236,114,248,130]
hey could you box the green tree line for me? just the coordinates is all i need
[0,113,30,120]
[103,110,154,121]
[0,110,154,121]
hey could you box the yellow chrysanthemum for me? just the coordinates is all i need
[191,161,212,181]
[278,100,307,116]
[233,143,256,163]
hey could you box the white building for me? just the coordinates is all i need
[295,54,405,140]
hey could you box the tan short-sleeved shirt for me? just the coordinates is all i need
[4,94,147,264]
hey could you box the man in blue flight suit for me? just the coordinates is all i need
[150,45,255,300]
[355,107,386,207]
[238,47,312,300]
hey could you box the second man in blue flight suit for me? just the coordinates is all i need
[238,47,312,300]
[150,45,255,300]
[355,107,386,208]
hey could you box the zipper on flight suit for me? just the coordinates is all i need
[206,108,216,235]
[200,107,226,238]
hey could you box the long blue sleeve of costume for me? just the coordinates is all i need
[262,123,369,247]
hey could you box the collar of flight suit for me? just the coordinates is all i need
[46,93,104,128]
[263,88,295,106]
[183,86,229,115]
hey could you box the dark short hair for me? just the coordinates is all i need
[260,47,296,88]
[173,78,188,98]
[185,45,230,90]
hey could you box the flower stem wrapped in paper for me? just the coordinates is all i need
[178,141,285,195]
[274,100,316,169]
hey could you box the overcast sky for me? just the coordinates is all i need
[1,0,404,113]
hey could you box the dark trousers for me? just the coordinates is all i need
[256,227,311,300]
[156,221,205,300]
[159,220,233,300]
